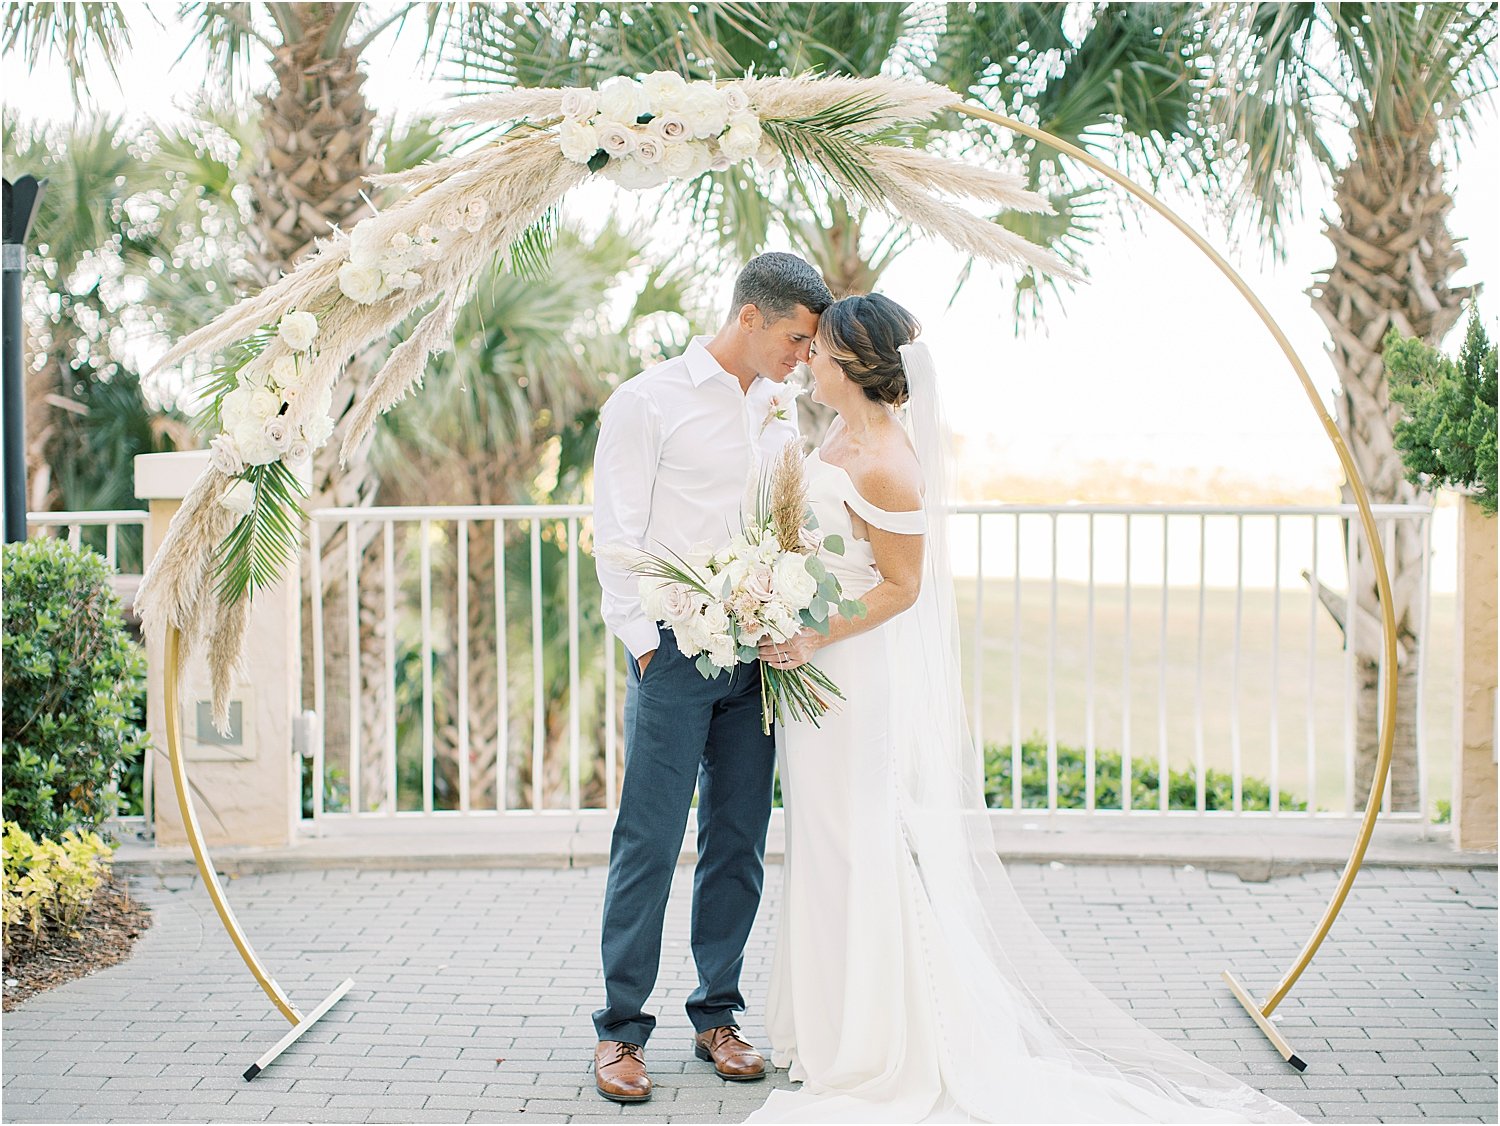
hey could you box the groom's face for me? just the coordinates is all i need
[745,303,820,383]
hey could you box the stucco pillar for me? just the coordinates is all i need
[136,451,302,847]
[1453,496,1497,852]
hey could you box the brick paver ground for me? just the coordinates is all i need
[2,864,1494,1124]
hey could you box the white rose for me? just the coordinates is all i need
[719,114,763,162]
[633,132,664,165]
[596,121,636,158]
[687,141,715,178]
[603,157,669,191]
[416,224,445,260]
[276,309,318,351]
[678,610,712,657]
[559,87,598,120]
[396,270,423,290]
[641,71,688,110]
[773,552,820,609]
[763,601,801,644]
[680,82,730,139]
[659,584,701,628]
[339,262,385,304]
[303,413,335,447]
[596,76,647,123]
[235,425,280,467]
[722,84,751,114]
[219,478,257,517]
[658,141,697,179]
[558,117,601,163]
[263,415,291,450]
[463,199,489,233]
[286,438,312,466]
[209,433,245,477]
[707,633,737,670]
[268,354,301,391]
[248,387,280,421]
[348,220,381,267]
[742,564,775,605]
[220,386,254,429]
[708,145,733,173]
[648,112,690,143]
[754,138,786,172]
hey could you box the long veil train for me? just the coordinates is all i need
[751,342,1301,1124]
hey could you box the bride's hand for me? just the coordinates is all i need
[759,628,822,670]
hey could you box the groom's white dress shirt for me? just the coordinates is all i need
[594,336,801,660]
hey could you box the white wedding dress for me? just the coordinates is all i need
[749,346,1301,1125]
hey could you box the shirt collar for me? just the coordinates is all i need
[685,336,746,389]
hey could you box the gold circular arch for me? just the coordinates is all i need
[957,103,1401,1069]
[161,94,1403,1078]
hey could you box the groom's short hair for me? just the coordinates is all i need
[731,252,832,325]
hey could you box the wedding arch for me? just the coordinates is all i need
[134,73,1399,1077]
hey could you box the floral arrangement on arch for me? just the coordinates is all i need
[134,71,1071,725]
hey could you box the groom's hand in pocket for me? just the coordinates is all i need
[636,650,656,678]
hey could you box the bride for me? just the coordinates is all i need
[749,294,1301,1124]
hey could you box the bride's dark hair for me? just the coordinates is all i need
[816,293,922,406]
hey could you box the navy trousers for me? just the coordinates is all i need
[593,627,776,1046]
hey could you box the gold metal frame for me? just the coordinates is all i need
[956,103,1399,1070]
[164,624,353,1079]
[158,100,1400,1077]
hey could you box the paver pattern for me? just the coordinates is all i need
[3,863,1495,1124]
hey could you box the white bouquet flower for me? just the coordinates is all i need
[603,440,866,732]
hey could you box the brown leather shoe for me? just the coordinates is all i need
[693,1025,766,1081]
[594,1040,652,1103]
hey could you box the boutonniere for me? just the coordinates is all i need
[760,384,805,434]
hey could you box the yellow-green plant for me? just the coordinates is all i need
[1,821,114,948]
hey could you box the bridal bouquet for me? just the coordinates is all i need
[607,443,866,733]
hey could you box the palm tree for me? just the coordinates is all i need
[1204,2,1498,810]
[370,225,703,812]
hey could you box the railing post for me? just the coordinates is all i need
[136,451,304,848]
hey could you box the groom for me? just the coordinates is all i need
[590,252,832,1103]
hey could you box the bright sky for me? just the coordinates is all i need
[4,4,1497,512]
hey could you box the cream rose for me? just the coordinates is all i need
[719,114,763,162]
[603,157,669,190]
[596,121,636,158]
[558,117,601,163]
[641,70,688,110]
[658,141,697,178]
[219,478,257,517]
[597,76,646,122]
[276,310,317,350]
[633,133,664,165]
[773,552,819,609]
[209,434,245,477]
[286,438,313,466]
[339,262,385,304]
[559,87,598,120]
[680,82,730,139]
[722,84,751,114]
[263,415,291,451]
[648,112,690,142]
[659,584,701,628]
[268,354,301,390]
[742,564,775,604]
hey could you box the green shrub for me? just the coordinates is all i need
[1386,310,1498,515]
[2,538,149,838]
[985,738,1306,812]
[1,820,114,948]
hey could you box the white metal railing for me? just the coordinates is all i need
[302,501,1442,825]
[25,509,153,830]
[25,509,149,572]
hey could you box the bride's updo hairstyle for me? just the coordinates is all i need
[816,293,922,406]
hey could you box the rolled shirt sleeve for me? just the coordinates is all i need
[592,387,664,660]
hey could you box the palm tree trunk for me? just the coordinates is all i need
[1310,120,1470,812]
[241,3,390,808]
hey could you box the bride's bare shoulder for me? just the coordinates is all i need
[850,435,923,513]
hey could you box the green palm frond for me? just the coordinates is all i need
[2,0,138,90]
[215,460,308,604]
[508,206,561,280]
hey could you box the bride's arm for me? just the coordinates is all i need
[759,463,924,669]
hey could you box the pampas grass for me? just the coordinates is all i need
[769,439,809,554]
[141,72,1072,719]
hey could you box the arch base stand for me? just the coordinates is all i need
[243,978,355,1080]
[164,624,354,1080]
[1223,972,1308,1072]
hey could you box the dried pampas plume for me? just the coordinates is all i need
[769,438,810,554]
